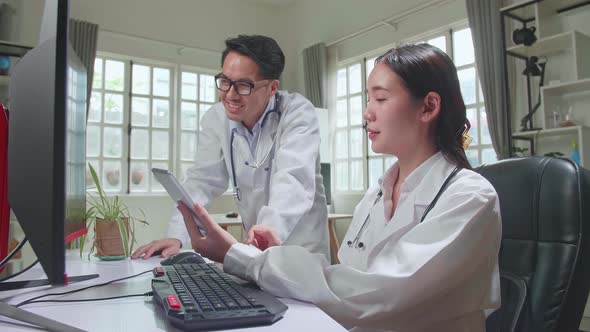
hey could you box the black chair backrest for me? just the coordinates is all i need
[478,157,590,332]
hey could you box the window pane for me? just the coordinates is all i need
[335,131,348,159]
[350,160,363,190]
[131,97,150,126]
[88,92,102,122]
[200,74,216,102]
[132,64,150,95]
[427,36,446,53]
[152,130,169,160]
[349,96,363,126]
[368,158,383,187]
[153,68,170,97]
[130,161,149,192]
[336,161,348,191]
[482,148,497,164]
[103,127,122,157]
[104,93,124,124]
[348,63,362,94]
[86,160,100,187]
[458,67,476,105]
[480,108,492,145]
[152,99,170,128]
[131,129,149,159]
[366,57,377,81]
[181,132,197,160]
[151,162,168,192]
[181,102,198,130]
[466,108,479,145]
[102,160,122,192]
[337,68,347,97]
[104,60,124,91]
[93,58,103,89]
[453,28,474,66]
[350,128,363,158]
[86,125,101,157]
[336,99,348,128]
[465,149,479,166]
[182,72,197,101]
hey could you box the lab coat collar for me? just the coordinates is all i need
[378,152,457,219]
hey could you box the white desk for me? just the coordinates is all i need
[0,251,346,332]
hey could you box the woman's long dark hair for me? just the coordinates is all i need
[376,43,471,169]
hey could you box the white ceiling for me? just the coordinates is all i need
[242,0,296,8]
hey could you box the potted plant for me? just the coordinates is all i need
[80,163,148,260]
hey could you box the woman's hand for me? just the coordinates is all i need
[244,225,282,251]
[177,201,238,263]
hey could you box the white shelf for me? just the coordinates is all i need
[0,76,9,86]
[512,125,584,138]
[501,0,590,19]
[507,31,577,57]
[543,78,590,96]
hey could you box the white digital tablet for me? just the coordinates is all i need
[152,168,207,235]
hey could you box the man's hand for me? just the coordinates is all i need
[131,238,182,259]
[177,201,238,263]
[244,225,281,251]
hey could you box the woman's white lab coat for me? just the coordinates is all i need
[224,152,502,332]
[167,90,330,258]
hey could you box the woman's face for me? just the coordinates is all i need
[364,62,424,157]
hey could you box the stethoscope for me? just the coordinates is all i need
[347,167,461,250]
[230,94,281,202]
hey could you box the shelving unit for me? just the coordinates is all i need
[501,0,590,167]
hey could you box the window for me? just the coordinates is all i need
[177,70,217,179]
[128,62,173,193]
[87,56,217,193]
[333,25,496,193]
[451,28,496,166]
[335,62,366,192]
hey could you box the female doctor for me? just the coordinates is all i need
[178,44,502,332]
[132,35,329,260]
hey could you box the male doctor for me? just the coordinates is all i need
[132,35,329,259]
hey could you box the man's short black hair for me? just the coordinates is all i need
[221,35,285,80]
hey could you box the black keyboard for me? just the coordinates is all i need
[152,263,288,331]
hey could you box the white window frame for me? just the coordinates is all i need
[88,52,218,195]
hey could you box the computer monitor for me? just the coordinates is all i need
[7,0,87,286]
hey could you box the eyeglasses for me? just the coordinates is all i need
[215,75,272,96]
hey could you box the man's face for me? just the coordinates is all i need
[218,51,278,129]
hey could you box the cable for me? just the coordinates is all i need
[18,291,154,307]
[0,259,39,282]
[16,269,152,307]
[0,237,28,268]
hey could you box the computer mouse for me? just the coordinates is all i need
[226,212,238,218]
[160,251,206,266]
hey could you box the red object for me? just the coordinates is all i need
[0,104,9,273]
[166,294,181,310]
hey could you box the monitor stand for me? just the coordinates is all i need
[0,274,99,291]
[0,301,87,332]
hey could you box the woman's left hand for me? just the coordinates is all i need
[177,201,238,263]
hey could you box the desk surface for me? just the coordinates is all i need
[211,214,353,224]
[0,251,345,332]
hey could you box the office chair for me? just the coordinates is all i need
[478,157,590,332]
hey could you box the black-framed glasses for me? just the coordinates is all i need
[214,74,272,96]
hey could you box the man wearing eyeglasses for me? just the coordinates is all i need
[132,35,329,260]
